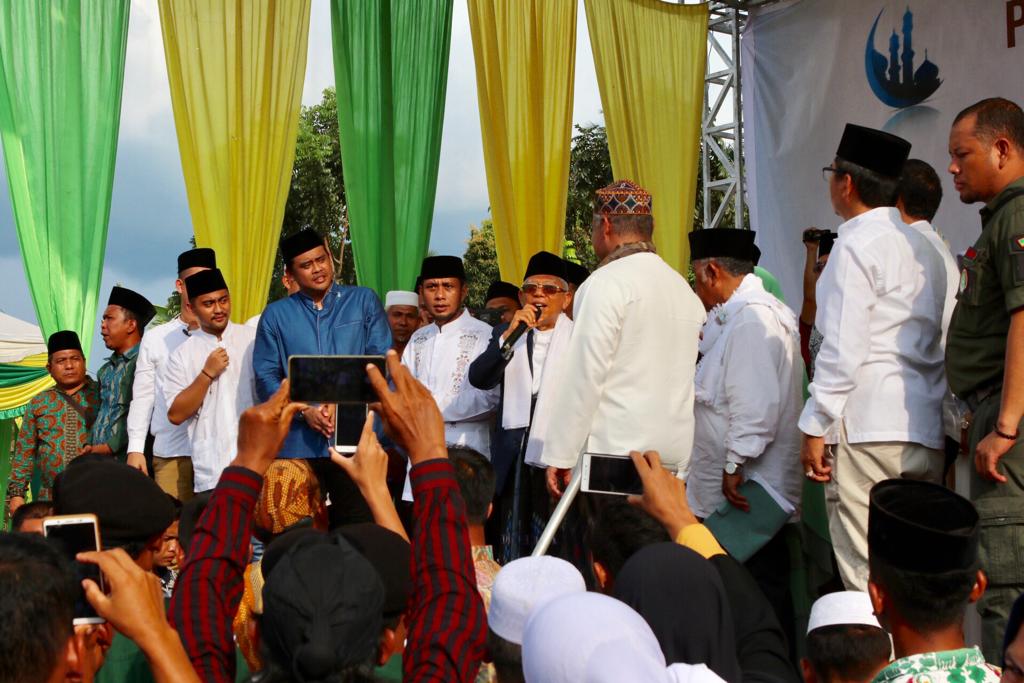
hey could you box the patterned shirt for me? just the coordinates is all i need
[473,545,501,683]
[7,379,100,500]
[873,647,1001,683]
[89,344,140,458]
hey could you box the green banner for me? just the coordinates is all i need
[0,1,130,356]
[330,0,453,295]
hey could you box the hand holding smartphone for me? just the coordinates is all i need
[43,514,106,625]
[580,453,645,496]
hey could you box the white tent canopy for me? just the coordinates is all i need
[0,311,45,364]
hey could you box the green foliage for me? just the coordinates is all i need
[462,219,499,310]
[564,123,611,271]
[272,87,356,302]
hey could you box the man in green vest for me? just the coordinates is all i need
[945,96,1024,660]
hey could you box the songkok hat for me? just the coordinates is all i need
[385,291,419,309]
[177,248,216,274]
[835,124,911,178]
[108,286,156,328]
[338,523,412,621]
[280,229,326,263]
[594,179,653,216]
[524,251,568,282]
[688,229,759,263]
[178,491,212,554]
[419,255,466,281]
[563,259,590,288]
[490,556,586,645]
[183,268,229,300]
[53,459,175,547]
[486,281,520,303]
[819,232,838,256]
[868,479,979,573]
[47,330,82,355]
[261,535,384,680]
[807,591,882,633]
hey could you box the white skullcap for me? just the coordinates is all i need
[807,591,882,633]
[489,556,585,645]
[523,592,675,683]
[385,290,419,309]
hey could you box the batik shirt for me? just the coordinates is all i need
[89,345,140,459]
[873,647,1001,683]
[472,545,501,683]
[7,379,100,500]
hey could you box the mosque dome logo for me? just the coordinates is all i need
[865,6,941,109]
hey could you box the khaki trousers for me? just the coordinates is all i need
[153,456,194,502]
[826,429,944,591]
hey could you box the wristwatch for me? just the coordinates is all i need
[724,462,742,475]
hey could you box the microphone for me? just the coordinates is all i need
[500,305,542,361]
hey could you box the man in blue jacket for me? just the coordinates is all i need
[253,229,391,524]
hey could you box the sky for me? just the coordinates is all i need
[0,0,606,351]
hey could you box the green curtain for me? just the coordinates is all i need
[0,1,130,357]
[330,0,453,295]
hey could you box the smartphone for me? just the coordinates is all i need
[334,404,368,455]
[580,453,643,496]
[288,355,386,404]
[43,514,106,625]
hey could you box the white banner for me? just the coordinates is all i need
[742,0,1021,303]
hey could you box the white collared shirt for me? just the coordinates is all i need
[401,310,498,456]
[126,317,194,458]
[541,252,707,472]
[163,322,257,491]
[688,295,804,519]
[799,207,947,448]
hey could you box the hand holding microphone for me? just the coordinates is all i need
[500,304,543,360]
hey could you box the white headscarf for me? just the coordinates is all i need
[522,592,726,683]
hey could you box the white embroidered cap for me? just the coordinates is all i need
[807,591,882,633]
[385,291,419,309]
[489,555,586,645]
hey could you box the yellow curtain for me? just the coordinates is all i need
[467,0,576,282]
[0,354,53,417]
[158,0,311,321]
[584,0,708,273]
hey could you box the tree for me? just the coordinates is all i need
[271,87,356,302]
[564,123,613,271]
[462,219,499,310]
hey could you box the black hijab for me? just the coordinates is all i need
[613,542,742,682]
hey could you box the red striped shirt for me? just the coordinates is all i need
[404,459,487,682]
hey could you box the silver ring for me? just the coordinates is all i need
[805,470,815,478]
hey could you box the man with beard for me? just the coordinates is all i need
[385,290,421,357]
[402,256,498,500]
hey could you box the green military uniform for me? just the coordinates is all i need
[946,176,1024,661]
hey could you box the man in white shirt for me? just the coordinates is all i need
[468,251,575,560]
[801,124,949,591]
[686,227,804,644]
[164,268,257,492]
[897,160,962,465]
[125,247,216,500]
[402,256,498,462]
[541,180,706,496]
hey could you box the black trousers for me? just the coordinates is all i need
[308,457,374,529]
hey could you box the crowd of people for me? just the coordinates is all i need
[4,95,1024,683]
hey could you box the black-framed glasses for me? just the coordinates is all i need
[822,166,845,182]
[522,282,566,296]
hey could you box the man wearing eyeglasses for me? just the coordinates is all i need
[401,256,499,500]
[799,124,948,593]
[468,251,574,560]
